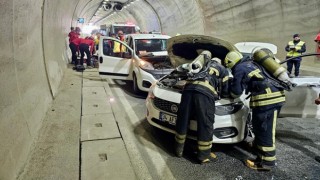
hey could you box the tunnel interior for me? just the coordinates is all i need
[1,0,320,179]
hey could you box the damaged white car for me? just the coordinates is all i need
[146,35,320,144]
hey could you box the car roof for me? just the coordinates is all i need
[235,42,277,54]
[127,34,171,39]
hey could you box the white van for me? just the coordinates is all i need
[98,34,173,93]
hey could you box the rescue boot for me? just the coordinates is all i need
[174,142,184,158]
[199,152,217,165]
[245,158,275,171]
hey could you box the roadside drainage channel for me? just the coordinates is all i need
[79,69,136,180]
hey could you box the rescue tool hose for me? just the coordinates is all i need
[280,53,320,64]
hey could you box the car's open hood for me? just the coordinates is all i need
[167,34,238,67]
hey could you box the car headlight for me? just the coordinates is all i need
[139,60,154,70]
[147,83,156,99]
[215,102,244,116]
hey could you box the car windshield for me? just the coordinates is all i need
[135,39,167,54]
[113,26,136,34]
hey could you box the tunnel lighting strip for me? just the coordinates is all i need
[91,0,140,24]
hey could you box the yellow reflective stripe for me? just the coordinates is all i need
[175,136,186,144]
[261,156,276,161]
[198,141,212,146]
[250,97,285,107]
[251,91,285,101]
[198,144,212,151]
[265,88,272,93]
[272,110,277,146]
[231,92,241,98]
[248,69,263,79]
[176,134,186,139]
[222,76,229,82]
[189,81,217,95]
[175,134,186,143]
[209,67,219,76]
[257,145,275,152]
[198,141,212,150]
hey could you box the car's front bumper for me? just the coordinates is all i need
[146,89,250,144]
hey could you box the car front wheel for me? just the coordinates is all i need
[133,73,141,94]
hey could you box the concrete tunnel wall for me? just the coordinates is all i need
[1,0,320,179]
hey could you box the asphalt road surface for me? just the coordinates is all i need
[108,78,320,180]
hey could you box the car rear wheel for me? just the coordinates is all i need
[133,73,141,94]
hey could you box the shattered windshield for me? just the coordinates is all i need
[135,39,167,55]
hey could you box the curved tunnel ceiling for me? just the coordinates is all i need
[2,0,320,179]
[73,0,205,35]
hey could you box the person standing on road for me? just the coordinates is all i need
[174,52,230,164]
[285,34,306,77]
[226,49,286,171]
[79,36,95,69]
[68,27,81,64]
[113,30,126,57]
[70,37,82,67]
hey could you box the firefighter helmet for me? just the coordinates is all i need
[224,51,243,69]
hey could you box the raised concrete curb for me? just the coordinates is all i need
[18,67,138,180]
[80,70,137,180]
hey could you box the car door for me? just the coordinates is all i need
[280,77,320,118]
[98,36,134,80]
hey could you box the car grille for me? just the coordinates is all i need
[153,97,179,114]
[151,118,197,138]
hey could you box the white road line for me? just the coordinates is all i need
[103,79,152,180]
[105,79,175,180]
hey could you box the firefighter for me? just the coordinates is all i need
[174,51,230,164]
[285,34,306,77]
[225,50,285,171]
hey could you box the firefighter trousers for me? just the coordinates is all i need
[175,91,215,161]
[251,105,282,165]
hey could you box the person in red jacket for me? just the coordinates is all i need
[68,27,81,64]
[70,37,82,66]
[79,36,95,68]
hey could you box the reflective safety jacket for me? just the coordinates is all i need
[184,61,230,100]
[113,41,126,53]
[230,60,285,108]
[285,40,306,60]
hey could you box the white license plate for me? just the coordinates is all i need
[159,112,177,125]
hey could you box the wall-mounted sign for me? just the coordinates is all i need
[78,18,85,23]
